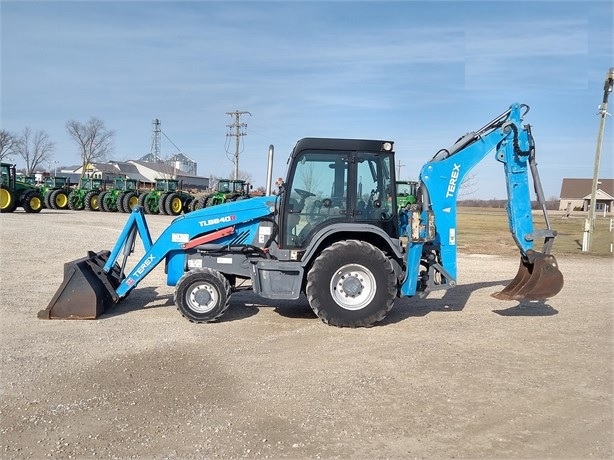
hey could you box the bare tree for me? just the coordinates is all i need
[12,127,55,174]
[0,129,17,162]
[66,117,114,174]
[226,169,253,183]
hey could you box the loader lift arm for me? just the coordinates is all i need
[400,103,563,300]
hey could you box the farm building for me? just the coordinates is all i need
[559,178,614,213]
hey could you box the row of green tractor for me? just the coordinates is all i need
[1,162,197,215]
[1,161,413,216]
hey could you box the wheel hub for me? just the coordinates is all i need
[330,264,376,311]
[188,284,217,313]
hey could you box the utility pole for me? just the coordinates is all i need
[226,110,251,180]
[584,68,614,252]
[396,159,406,179]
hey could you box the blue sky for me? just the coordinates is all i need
[2,0,613,199]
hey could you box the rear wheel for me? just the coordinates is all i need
[306,240,397,327]
[0,186,16,213]
[21,190,43,213]
[84,191,100,211]
[165,192,183,215]
[50,189,69,209]
[158,193,169,215]
[98,191,109,212]
[175,268,231,323]
[138,192,148,211]
[44,191,53,209]
[122,192,138,213]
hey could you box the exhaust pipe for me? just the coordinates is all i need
[265,144,274,196]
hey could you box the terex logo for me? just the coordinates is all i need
[445,164,461,198]
[134,255,155,279]
[199,215,236,227]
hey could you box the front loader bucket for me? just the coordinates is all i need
[492,250,564,301]
[38,250,123,320]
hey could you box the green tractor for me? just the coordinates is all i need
[40,176,72,210]
[0,162,44,213]
[99,178,143,213]
[138,178,194,216]
[67,177,105,211]
[193,179,251,210]
[396,180,419,210]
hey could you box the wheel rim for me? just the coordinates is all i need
[0,189,10,209]
[128,196,138,209]
[30,196,42,210]
[187,282,218,313]
[91,195,99,209]
[330,263,376,310]
[56,193,68,208]
[171,197,182,213]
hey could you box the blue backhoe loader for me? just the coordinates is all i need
[40,103,564,327]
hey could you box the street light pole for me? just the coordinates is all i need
[584,67,614,252]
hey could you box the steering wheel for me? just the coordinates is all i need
[294,188,316,200]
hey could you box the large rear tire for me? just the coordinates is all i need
[21,190,43,213]
[165,192,183,215]
[306,240,397,328]
[50,189,69,209]
[121,192,138,213]
[84,191,100,211]
[175,268,231,323]
[158,193,169,215]
[98,191,109,212]
[0,186,16,213]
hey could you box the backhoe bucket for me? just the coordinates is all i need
[38,250,122,320]
[492,250,564,301]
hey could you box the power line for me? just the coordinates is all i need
[226,110,251,180]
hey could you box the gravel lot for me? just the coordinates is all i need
[1,209,612,459]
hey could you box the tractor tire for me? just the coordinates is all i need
[50,189,69,209]
[144,196,157,214]
[175,268,231,323]
[84,191,100,211]
[67,190,80,210]
[122,192,138,213]
[138,192,148,211]
[21,190,43,213]
[0,186,17,213]
[191,197,203,211]
[98,192,109,212]
[306,240,397,328]
[44,192,53,209]
[158,193,169,215]
[183,197,193,213]
[164,192,183,216]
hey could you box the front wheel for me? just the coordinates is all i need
[175,268,231,323]
[21,190,43,213]
[306,240,397,327]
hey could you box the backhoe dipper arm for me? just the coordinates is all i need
[401,103,561,299]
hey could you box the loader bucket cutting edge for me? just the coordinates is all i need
[491,252,564,301]
[38,250,123,320]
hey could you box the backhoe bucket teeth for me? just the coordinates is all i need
[492,251,564,301]
[38,250,123,320]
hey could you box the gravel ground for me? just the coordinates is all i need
[0,209,612,459]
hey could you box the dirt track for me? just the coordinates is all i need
[0,209,612,459]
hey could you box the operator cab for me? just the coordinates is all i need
[280,138,397,249]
